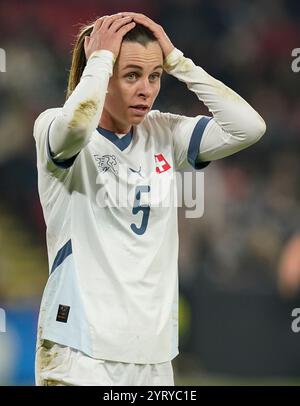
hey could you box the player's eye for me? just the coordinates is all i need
[149,73,161,82]
[126,72,138,81]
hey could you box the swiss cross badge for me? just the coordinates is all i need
[155,153,171,174]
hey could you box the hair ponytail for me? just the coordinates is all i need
[66,23,93,100]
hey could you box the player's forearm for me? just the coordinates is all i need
[164,48,266,160]
[49,50,115,161]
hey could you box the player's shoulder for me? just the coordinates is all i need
[33,107,62,139]
[146,109,173,122]
[144,109,179,131]
[146,109,205,121]
[145,109,204,131]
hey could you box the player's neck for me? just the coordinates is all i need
[100,111,131,137]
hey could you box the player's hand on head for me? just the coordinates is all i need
[84,14,136,60]
[121,12,175,59]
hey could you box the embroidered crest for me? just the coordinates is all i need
[94,154,118,175]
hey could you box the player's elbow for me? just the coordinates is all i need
[67,125,90,145]
[246,113,267,144]
[60,98,99,140]
[51,115,91,158]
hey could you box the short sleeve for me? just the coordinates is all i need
[166,112,212,170]
[33,108,78,174]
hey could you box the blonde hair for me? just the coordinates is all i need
[66,19,157,100]
[66,23,94,100]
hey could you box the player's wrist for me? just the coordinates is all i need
[163,48,184,72]
[83,50,115,79]
[89,49,116,64]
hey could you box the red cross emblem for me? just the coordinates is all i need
[155,153,171,174]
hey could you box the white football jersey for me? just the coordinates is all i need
[34,107,211,363]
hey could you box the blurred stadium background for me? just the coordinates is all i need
[1,0,300,385]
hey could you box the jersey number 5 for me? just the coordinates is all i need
[131,185,150,235]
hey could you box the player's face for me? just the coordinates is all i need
[102,41,163,132]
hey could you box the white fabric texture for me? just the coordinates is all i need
[36,340,174,386]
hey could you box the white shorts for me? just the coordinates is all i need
[35,340,174,386]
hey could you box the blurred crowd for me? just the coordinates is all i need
[1,0,300,383]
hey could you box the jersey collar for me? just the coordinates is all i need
[97,127,133,151]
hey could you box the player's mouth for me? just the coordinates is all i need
[129,105,150,115]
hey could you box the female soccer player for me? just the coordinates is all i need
[33,12,266,385]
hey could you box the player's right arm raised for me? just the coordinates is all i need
[47,15,135,163]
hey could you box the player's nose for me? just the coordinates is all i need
[137,79,152,98]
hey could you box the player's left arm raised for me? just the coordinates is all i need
[124,13,266,163]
